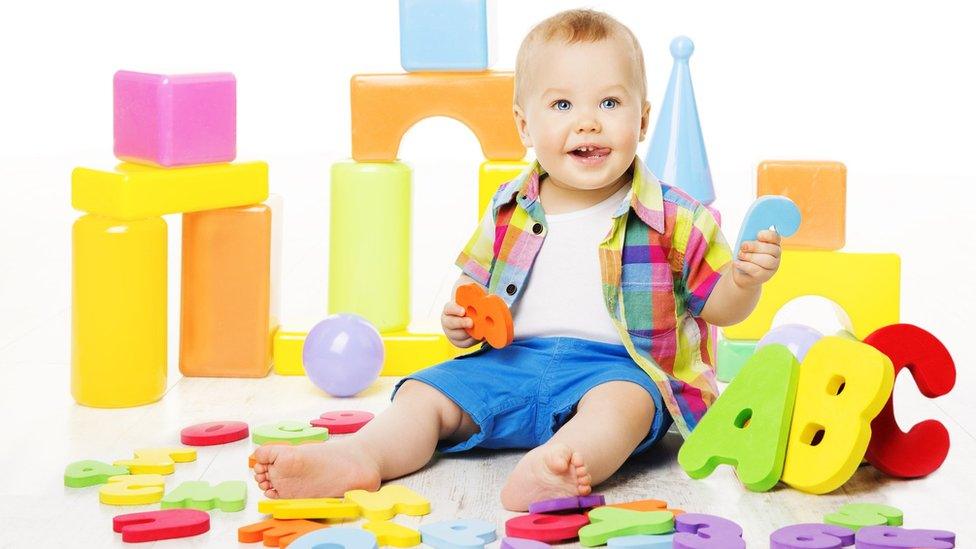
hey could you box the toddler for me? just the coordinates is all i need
[253,9,782,511]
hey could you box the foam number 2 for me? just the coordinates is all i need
[824,503,902,531]
[854,526,955,549]
[289,528,379,549]
[770,523,854,548]
[674,513,744,549]
[863,324,956,478]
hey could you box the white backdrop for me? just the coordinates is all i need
[1,1,974,380]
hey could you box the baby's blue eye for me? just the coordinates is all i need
[601,98,618,109]
[553,100,572,111]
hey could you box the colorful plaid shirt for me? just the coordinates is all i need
[456,156,732,437]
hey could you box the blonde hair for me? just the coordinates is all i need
[514,9,647,105]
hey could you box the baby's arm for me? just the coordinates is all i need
[700,229,781,326]
[441,274,481,348]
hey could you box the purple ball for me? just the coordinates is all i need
[302,314,384,397]
[756,323,824,362]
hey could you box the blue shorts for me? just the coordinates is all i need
[391,336,672,455]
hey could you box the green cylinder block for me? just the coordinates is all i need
[717,338,758,382]
[329,161,411,332]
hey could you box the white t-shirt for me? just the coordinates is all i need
[511,182,632,344]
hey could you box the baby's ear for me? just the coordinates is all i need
[639,100,651,141]
[513,104,533,148]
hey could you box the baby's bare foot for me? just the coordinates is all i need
[500,442,592,511]
[252,440,381,499]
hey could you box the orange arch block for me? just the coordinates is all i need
[351,72,525,162]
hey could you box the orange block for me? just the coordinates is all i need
[757,160,846,250]
[351,72,525,162]
[238,518,327,547]
[180,204,276,377]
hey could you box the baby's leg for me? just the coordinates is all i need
[253,380,479,499]
[500,381,654,511]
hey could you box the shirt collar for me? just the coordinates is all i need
[492,155,665,233]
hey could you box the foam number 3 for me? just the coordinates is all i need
[674,513,744,548]
[733,195,801,256]
[854,526,955,548]
[455,283,513,349]
[770,523,854,548]
[863,324,956,478]
[781,337,895,494]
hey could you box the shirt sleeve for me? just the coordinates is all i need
[454,203,496,287]
[679,205,732,316]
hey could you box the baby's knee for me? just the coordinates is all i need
[581,381,655,424]
[394,380,466,433]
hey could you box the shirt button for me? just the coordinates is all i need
[532,223,543,235]
[506,284,517,295]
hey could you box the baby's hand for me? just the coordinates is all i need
[733,229,782,288]
[442,301,479,348]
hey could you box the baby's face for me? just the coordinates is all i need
[514,35,650,192]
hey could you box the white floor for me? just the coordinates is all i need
[1,156,974,546]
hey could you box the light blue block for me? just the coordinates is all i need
[645,36,715,205]
[289,528,378,549]
[608,534,674,548]
[420,519,497,549]
[733,195,801,257]
[399,0,493,71]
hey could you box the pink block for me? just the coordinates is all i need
[114,70,236,167]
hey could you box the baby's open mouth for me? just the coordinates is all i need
[570,145,612,158]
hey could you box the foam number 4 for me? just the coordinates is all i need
[420,519,497,549]
[781,337,894,494]
[113,447,196,475]
[289,527,379,549]
[863,324,956,478]
[455,283,513,349]
[770,523,854,548]
[252,421,329,445]
[824,503,903,531]
[677,344,800,491]
[578,507,673,547]
[64,459,129,487]
[854,526,955,549]
[733,195,801,256]
[674,513,744,549]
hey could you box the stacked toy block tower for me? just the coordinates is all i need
[71,71,279,407]
[274,0,526,376]
[716,161,901,381]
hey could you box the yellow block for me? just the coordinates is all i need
[99,474,165,505]
[113,447,197,475]
[363,520,422,547]
[781,337,894,494]
[273,330,464,376]
[258,498,361,520]
[72,161,269,220]
[478,160,528,221]
[72,215,167,408]
[724,251,900,340]
[344,485,430,521]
